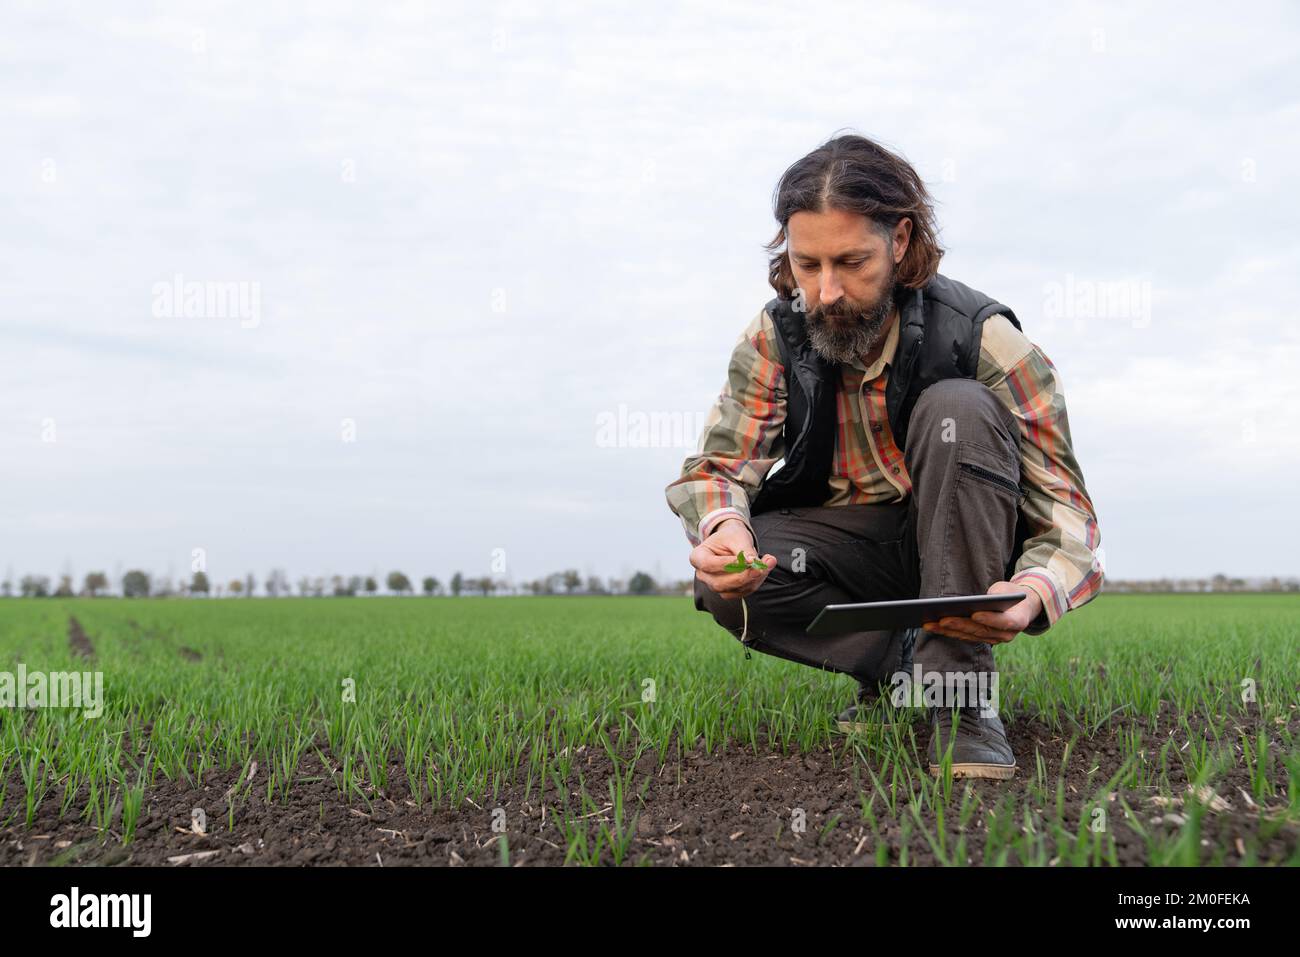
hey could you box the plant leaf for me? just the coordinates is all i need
[722,550,768,573]
[722,551,750,573]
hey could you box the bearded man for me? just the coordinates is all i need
[665,133,1104,779]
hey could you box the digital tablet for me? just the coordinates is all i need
[805,592,1029,636]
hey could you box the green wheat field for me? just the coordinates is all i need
[1,594,1297,866]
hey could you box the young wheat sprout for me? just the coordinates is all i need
[721,551,766,647]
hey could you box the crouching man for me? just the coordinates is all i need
[665,133,1104,779]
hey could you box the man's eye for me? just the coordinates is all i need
[796,260,864,270]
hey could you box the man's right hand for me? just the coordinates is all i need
[690,518,777,600]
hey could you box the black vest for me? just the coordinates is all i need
[749,273,1020,515]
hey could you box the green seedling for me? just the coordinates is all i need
[721,551,769,648]
[722,551,768,573]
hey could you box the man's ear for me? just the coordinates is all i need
[893,217,913,264]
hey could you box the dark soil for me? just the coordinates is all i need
[118,618,204,664]
[3,710,1296,866]
[66,617,95,660]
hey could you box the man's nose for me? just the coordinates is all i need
[819,273,843,306]
[816,265,847,302]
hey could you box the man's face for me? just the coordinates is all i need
[786,207,911,364]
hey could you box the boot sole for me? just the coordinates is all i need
[928,762,1016,779]
[836,720,897,733]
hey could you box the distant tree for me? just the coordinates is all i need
[422,576,441,596]
[563,570,582,594]
[122,570,151,598]
[347,575,363,596]
[479,577,497,597]
[84,571,109,597]
[628,572,657,595]
[20,575,51,598]
[265,568,290,598]
[585,575,607,595]
[364,576,378,596]
[190,571,210,595]
[153,577,175,598]
[54,575,74,597]
[228,579,244,596]
[451,572,463,597]
[387,571,412,595]
[244,573,255,597]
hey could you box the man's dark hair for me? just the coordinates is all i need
[765,131,944,297]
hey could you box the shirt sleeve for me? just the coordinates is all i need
[664,307,787,546]
[977,315,1104,634]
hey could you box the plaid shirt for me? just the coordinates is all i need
[665,302,1104,635]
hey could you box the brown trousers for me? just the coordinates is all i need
[694,378,1030,684]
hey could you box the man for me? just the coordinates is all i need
[664,133,1104,779]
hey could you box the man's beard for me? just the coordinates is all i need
[804,267,899,365]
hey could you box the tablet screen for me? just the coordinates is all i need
[805,593,1029,636]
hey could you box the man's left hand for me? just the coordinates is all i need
[920,581,1041,644]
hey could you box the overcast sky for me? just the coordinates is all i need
[3,1,1298,591]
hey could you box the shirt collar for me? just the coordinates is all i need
[844,307,901,380]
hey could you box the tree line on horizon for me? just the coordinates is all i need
[2,568,694,599]
[9,570,1293,600]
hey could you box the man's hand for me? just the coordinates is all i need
[920,581,1042,644]
[690,518,777,600]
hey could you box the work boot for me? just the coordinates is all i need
[834,626,918,733]
[926,703,1016,779]
[835,679,891,733]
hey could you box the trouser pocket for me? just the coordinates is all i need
[955,440,1023,501]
